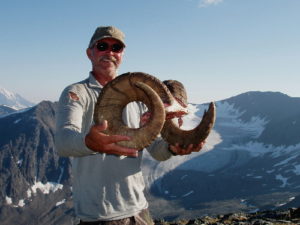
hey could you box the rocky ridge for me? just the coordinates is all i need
[154,207,300,225]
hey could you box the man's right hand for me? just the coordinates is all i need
[85,120,138,157]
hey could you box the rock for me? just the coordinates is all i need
[154,207,300,225]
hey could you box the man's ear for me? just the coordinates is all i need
[86,48,92,60]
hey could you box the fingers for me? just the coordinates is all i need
[169,141,206,156]
[93,120,108,131]
[85,122,138,157]
[92,121,131,144]
[169,143,191,155]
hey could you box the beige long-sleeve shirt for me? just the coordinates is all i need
[55,73,172,222]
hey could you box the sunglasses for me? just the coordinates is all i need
[95,42,124,53]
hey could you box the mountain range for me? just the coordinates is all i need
[0,86,35,110]
[0,89,300,224]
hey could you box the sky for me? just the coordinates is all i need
[0,0,299,104]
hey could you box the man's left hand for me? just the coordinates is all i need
[169,141,205,155]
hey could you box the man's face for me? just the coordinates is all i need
[87,38,124,74]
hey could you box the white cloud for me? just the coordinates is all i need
[199,0,223,7]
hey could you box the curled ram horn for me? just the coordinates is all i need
[94,72,173,149]
[161,102,216,149]
[94,72,216,150]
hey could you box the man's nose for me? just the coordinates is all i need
[105,49,115,54]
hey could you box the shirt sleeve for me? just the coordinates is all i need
[55,85,95,157]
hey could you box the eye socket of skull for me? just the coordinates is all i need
[163,80,188,107]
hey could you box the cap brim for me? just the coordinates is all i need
[89,36,126,48]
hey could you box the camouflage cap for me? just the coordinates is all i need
[88,26,126,48]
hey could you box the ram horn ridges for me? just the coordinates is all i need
[94,72,173,149]
[161,102,216,148]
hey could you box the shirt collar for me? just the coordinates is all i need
[88,72,103,89]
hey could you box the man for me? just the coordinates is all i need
[55,26,204,225]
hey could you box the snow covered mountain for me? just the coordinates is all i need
[0,101,72,225]
[142,91,300,220]
[0,91,300,224]
[0,86,35,110]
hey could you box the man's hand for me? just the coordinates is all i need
[169,141,205,156]
[85,120,138,157]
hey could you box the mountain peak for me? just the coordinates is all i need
[225,91,291,102]
[0,86,35,110]
[222,91,300,122]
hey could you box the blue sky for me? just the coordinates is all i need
[0,0,299,104]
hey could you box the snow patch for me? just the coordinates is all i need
[180,175,188,180]
[5,196,26,208]
[293,165,300,175]
[274,154,298,167]
[276,174,289,188]
[17,159,23,165]
[180,104,204,130]
[224,142,271,157]
[216,101,267,138]
[31,181,63,195]
[14,118,22,124]
[56,199,66,207]
[7,181,63,208]
[27,189,32,198]
[17,199,25,207]
[224,142,300,157]
[5,196,12,204]
[275,197,296,207]
[182,190,194,197]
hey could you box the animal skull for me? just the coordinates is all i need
[94,72,216,149]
